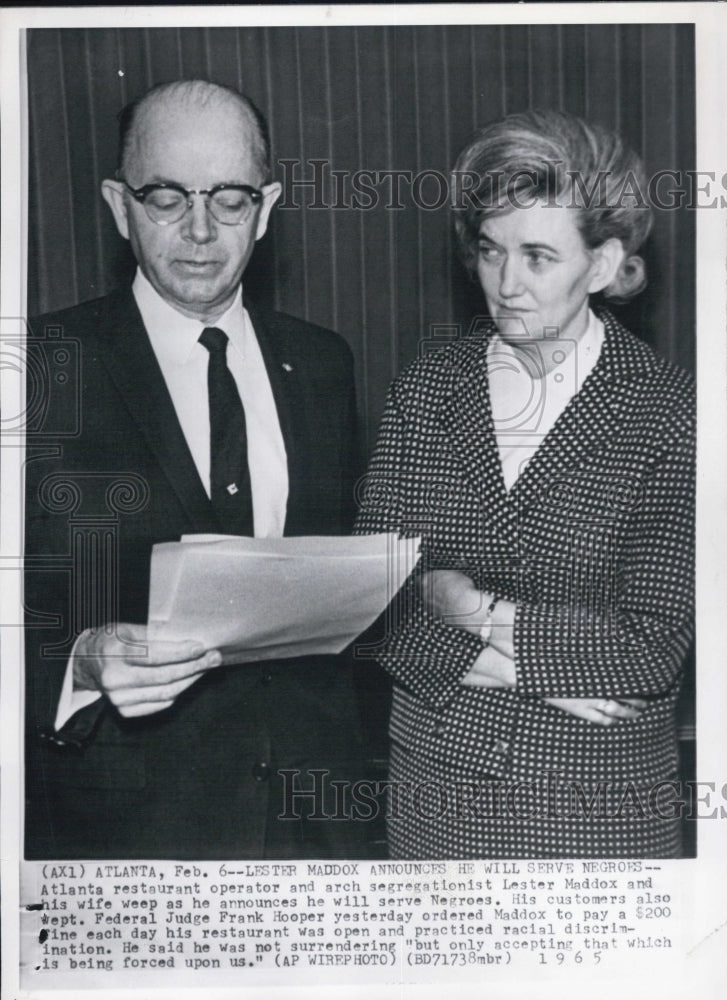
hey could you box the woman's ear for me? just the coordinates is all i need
[587,238,626,295]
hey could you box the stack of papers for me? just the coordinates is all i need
[147,533,420,663]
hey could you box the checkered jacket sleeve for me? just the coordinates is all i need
[514,400,695,698]
[355,386,485,711]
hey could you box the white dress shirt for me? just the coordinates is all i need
[134,269,288,532]
[55,270,289,727]
[488,309,604,491]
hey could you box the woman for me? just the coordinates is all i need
[355,110,695,858]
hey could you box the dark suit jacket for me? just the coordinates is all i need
[355,309,695,858]
[24,285,363,859]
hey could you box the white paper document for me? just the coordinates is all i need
[147,533,420,662]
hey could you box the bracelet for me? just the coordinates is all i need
[479,596,499,648]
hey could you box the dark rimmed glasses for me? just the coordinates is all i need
[121,180,264,226]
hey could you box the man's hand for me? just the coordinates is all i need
[73,623,222,718]
[543,697,646,726]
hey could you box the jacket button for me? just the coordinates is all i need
[433,722,446,737]
[493,739,510,755]
[252,762,271,782]
[261,672,273,685]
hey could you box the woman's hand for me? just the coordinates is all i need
[543,697,647,725]
[418,570,482,634]
[419,570,515,657]
[460,644,516,688]
[421,573,647,716]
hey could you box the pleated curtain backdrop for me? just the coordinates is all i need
[25,23,697,853]
[27,23,695,453]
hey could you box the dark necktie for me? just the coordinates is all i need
[199,326,254,535]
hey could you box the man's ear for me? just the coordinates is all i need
[101,180,131,241]
[254,182,282,242]
[587,238,625,295]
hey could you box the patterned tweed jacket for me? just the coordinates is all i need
[355,309,695,799]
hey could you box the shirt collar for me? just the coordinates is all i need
[488,308,604,385]
[132,268,247,367]
[575,307,605,366]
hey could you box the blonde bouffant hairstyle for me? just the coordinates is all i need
[452,109,653,302]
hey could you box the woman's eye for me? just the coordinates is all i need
[526,251,554,268]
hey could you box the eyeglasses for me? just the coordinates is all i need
[121,180,264,226]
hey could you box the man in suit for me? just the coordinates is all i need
[24,79,362,859]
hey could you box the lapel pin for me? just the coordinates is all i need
[282,363,293,372]
[226,483,239,495]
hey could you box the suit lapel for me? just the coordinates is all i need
[436,311,655,526]
[95,288,215,531]
[510,368,623,513]
[511,310,655,513]
[244,300,308,530]
[437,337,512,504]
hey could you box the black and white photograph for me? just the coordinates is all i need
[1,4,725,999]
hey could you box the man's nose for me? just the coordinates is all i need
[181,195,216,243]
[498,255,525,297]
